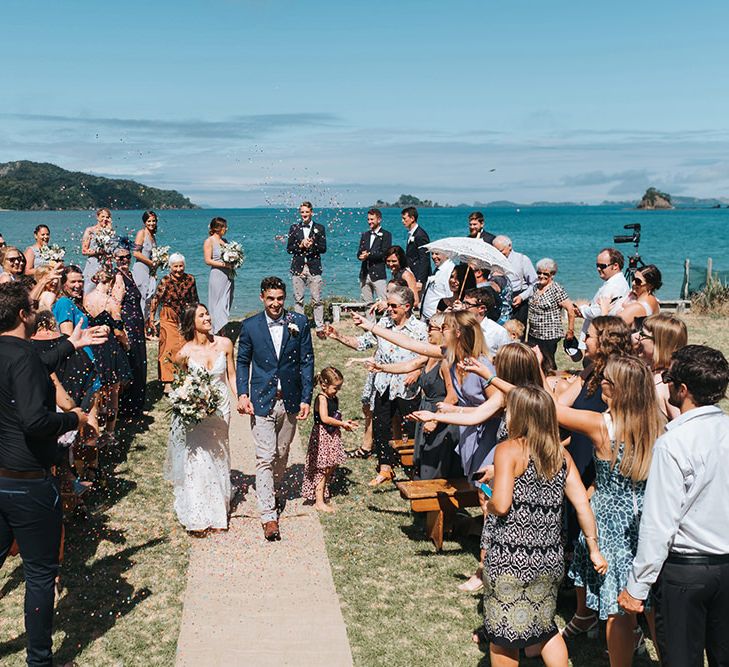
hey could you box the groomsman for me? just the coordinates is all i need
[286,201,327,331]
[467,211,496,244]
[357,208,392,302]
[237,276,314,541]
[402,206,431,292]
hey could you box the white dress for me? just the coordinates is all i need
[165,352,232,530]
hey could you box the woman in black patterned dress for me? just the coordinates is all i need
[483,386,607,666]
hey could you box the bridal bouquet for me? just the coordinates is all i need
[169,364,224,426]
[151,245,170,269]
[94,227,119,257]
[219,240,246,270]
[38,243,66,264]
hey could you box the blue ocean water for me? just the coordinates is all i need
[1,206,726,316]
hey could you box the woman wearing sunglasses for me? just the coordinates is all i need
[602,264,662,329]
[0,246,27,283]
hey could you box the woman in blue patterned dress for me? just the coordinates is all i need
[483,386,606,666]
[557,356,664,666]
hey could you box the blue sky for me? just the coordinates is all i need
[2,0,729,206]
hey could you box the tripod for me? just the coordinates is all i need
[624,246,645,284]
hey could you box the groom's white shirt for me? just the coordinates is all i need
[265,312,284,389]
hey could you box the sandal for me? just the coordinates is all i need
[347,446,373,459]
[561,612,598,639]
[458,572,484,593]
[368,469,395,487]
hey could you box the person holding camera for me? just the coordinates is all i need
[574,248,630,352]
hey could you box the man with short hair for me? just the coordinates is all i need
[286,201,327,331]
[575,247,630,350]
[420,250,454,320]
[462,287,511,355]
[236,276,314,541]
[402,207,431,290]
[492,235,536,327]
[467,211,495,244]
[0,282,105,667]
[618,345,729,666]
[357,208,392,303]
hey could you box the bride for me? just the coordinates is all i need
[165,303,236,533]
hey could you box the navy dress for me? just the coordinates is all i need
[118,270,148,420]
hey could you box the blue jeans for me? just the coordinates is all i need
[0,475,62,667]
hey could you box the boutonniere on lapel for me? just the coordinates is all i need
[285,312,300,337]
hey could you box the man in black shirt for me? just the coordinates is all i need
[0,283,106,667]
[467,211,496,244]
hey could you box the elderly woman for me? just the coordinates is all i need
[325,286,428,486]
[147,253,199,389]
[527,258,575,373]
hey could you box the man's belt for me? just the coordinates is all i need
[0,468,48,480]
[667,552,729,565]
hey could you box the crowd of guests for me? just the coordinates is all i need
[1,203,728,667]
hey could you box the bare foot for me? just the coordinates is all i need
[314,502,335,513]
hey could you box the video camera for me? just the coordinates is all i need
[614,223,641,247]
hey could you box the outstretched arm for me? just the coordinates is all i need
[412,391,504,426]
[350,313,442,358]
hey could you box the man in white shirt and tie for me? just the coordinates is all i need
[574,248,630,350]
[357,208,392,302]
[420,251,454,320]
[618,345,729,666]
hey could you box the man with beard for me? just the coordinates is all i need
[467,211,496,244]
[0,282,106,666]
[619,345,729,666]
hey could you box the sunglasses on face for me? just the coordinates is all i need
[6,256,23,263]
[638,330,653,341]
[462,301,479,309]
[386,302,402,309]
[596,263,612,270]
[117,254,131,261]
[536,271,552,277]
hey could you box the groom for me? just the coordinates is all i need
[237,276,314,541]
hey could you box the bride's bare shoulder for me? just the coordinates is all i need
[213,335,233,353]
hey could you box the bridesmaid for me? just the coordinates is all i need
[147,253,199,391]
[203,217,234,334]
[132,210,159,320]
[24,224,51,276]
[81,208,115,295]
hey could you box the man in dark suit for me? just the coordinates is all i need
[357,208,392,302]
[467,211,496,244]
[402,206,431,291]
[236,276,315,541]
[286,201,327,331]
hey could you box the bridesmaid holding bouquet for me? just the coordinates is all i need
[132,210,159,320]
[203,217,234,335]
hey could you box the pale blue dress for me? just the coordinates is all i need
[82,232,102,295]
[132,232,157,320]
[208,240,234,333]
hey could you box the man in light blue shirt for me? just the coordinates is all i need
[618,345,729,666]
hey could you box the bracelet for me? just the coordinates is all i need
[484,374,497,388]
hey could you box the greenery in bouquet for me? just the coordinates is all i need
[219,240,246,270]
[151,244,171,269]
[38,243,66,264]
[168,363,224,426]
[94,226,120,258]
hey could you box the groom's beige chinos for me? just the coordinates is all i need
[250,317,297,523]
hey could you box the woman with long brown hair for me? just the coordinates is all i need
[482,386,607,667]
[203,216,235,334]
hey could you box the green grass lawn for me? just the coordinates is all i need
[0,312,724,666]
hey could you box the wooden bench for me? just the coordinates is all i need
[395,478,480,551]
[331,302,371,322]
[390,438,415,469]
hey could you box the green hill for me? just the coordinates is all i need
[0,161,198,210]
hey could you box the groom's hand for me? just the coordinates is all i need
[237,395,254,415]
[296,403,310,420]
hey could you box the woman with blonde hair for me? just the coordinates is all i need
[482,386,607,667]
[81,208,116,295]
[0,246,27,283]
[635,313,687,419]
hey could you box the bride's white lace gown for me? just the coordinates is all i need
[165,352,231,531]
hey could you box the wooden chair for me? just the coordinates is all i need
[395,478,479,551]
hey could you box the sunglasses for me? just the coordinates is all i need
[116,254,131,260]
[596,262,612,270]
[637,330,653,341]
[6,256,23,263]
[386,302,402,309]
[536,271,552,277]
[661,370,676,385]
[462,301,479,309]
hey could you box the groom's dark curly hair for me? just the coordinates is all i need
[260,276,286,294]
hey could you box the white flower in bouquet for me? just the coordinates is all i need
[38,243,66,264]
[151,245,170,269]
[168,364,223,426]
[94,227,119,257]
[219,240,246,270]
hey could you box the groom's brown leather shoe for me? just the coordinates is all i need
[262,520,281,541]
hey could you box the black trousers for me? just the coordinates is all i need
[0,475,62,667]
[511,295,529,327]
[653,557,729,667]
[372,389,419,470]
[527,336,560,374]
[119,339,147,421]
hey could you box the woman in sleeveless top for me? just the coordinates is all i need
[203,217,234,335]
[164,304,236,533]
[81,208,116,295]
[482,386,606,666]
[384,245,419,305]
[23,224,51,276]
[605,264,662,330]
[132,210,158,320]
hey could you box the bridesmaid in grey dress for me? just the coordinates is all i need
[81,207,115,295]
[203,217,234,334]
[132,210,158,319]
[23,224,51,277]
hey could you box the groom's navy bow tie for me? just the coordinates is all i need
[268,320,284,327]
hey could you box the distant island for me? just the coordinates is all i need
[0,161,198,210]
[373,194,450,208]
[636,187,673,210]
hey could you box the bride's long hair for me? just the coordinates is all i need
[180,303,209,341]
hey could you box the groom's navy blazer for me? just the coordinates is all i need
[236,310,314,416]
